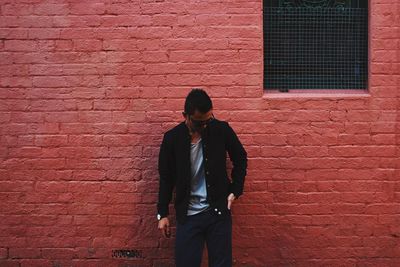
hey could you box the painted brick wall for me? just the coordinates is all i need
[0,1,399,266]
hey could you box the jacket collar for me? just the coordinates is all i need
[178,119,218,140]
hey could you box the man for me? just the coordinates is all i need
[157,88,247,267]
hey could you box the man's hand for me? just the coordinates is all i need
[227,193,236,210]
[158,217,171,238]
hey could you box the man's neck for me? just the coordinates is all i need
[185,122,201,143]
[191,133,201,143]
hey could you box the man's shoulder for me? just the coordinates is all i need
[211,119,239,138]
[215,118,229,126]
[211,118,230,130]
[163,121,186,139]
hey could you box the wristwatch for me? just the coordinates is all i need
[157,214,162,221]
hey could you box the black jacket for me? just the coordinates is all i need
[157,118,247,224]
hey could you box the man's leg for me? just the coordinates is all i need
[205,212,233,267]
[175,215,206,267]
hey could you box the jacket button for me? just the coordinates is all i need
[207,184,210,188]
[206,171,209,175]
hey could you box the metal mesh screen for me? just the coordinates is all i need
[263,0,368,91]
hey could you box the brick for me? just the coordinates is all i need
[33,4,69,15]
[60,28,97,39]
[145,63,178,74]
[32,76,68,88]
[169,50,206,62]
[206,26,261,38]
[28,28,60,39]
[9,248,41,259]
[35,135,68,147]
[140,2,187,15]
[177,15,195,26]
[0,248,7,259]
[371,122,396,133]
[129,26,173,39]
[59,147,108,158]
[152,14,178,26]
[165,74,203,85]
[20,259,53,267]
[73,39,102,51]
[41,248,76,259]
[371,134,396,144]
[103,39,138,51]
[0,181,34,192]
[107,216,140,226]
[0,76,32,87]
[195,14,229,25]
[2,4,33,16]
[8,147,42,158]
[4,40,37,51]
[11,112,43,123]
[0,260,20,267]
[70,3,105,15]
[102,15,152,27]
[229,14,260,26]
[141,51,168,62]
[103,74,139,86]
[78,111,112,123]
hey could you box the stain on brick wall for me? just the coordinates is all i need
[0,0,399,266]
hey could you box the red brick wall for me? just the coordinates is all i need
[0,1,399,266]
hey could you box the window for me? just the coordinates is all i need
[263,0,368,91]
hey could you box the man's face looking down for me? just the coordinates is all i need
[184,109,214,135]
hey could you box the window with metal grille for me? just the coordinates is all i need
[263,0,368,91]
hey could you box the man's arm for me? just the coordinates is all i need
[225,122,247,199]
[157,132,175,219]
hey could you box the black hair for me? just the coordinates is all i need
[184,88,213,116]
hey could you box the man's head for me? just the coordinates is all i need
[183,88,214,135]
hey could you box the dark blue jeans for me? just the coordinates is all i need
[175,208,232,267]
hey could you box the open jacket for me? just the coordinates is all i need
[157,118,247,224]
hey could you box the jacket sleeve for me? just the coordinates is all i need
[157,132,175,218]
[225,122,247,199]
